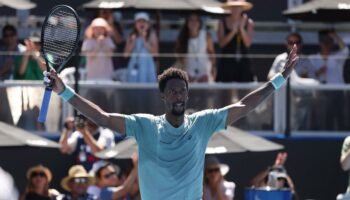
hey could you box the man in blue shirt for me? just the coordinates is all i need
[46,46,298,200]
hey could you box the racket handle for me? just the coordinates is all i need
[38,87,53,123]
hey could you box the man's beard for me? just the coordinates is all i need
[171,107,185,116]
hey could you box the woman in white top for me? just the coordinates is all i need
[82,18,116,81]
[175,13,216,82]
[203,156,235,200]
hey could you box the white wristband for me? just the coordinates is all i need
[58,84,75,102]
[270,73,286,90]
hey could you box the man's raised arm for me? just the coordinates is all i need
[224,45,299,126]
[47,70,126,135]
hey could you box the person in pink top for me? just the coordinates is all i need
[82,18,116,81]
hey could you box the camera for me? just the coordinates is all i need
[75,114,86,129]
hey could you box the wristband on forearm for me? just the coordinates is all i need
[270,73,286,90]
[58,84,75,102]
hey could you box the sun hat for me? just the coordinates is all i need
[222,0,253,11]
[90,17,110,29]
[205,156,230,176]
[26,165,52,182]
[61,165,95,192]
[134,12,150,21]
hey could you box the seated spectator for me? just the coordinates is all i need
[124,12,158,83]
[13,35,45,80]
[175,13,216,82]
[59,115,115,171]
[82,17,116,81]
[57,165,97,200]
[250,152,297,199]
[20,165,59,200]
[0,24,26,80]
[203,156,235,200]
[88,158,138,200]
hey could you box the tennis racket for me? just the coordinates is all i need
[38,5,80,123]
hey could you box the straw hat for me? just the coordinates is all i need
[61,165,95,192]
[205,156,230,176]
[90,17,110,29]
[26,165,52,182]
[222,0,253,11]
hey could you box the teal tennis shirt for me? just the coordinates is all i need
[125,108,228,200]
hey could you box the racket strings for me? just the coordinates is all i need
[42,8,79,66]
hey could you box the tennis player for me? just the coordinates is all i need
[45,46,298,200]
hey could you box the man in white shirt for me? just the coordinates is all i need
[308,30,349,130]
[268,32,318,132]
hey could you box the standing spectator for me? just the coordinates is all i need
[96,9,125,70]
[0,24,26,80]
[57,165,97,200]
[338,136,350,200]
[267,32,318,131]
[20,165,59,200]
[216,0,254,82]
[308,29,349,130]
[124,12,158,83]
[13,35,46,80]
[82,17,116,81]
[59,115,115,171]
[203,156,235,200]
[175,13,216,82]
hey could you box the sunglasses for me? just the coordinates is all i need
[287,40,301,45]
[207,168,220,174]
[31,171,46,178]
[72,177,88,184]
[103,171,117,179]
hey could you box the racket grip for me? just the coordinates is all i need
[38,87,53,123]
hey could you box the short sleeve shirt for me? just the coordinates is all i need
[125,108,228,200]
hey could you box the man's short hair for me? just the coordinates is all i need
[158,67,189,93]
[318,29,333,45]
[2,24,17,37]
[287,32,303,44]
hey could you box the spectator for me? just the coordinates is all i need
[308,29,349,130]
[216,0,254,82]
[95,9,126,70]
[0,166,19,200]
[175,13,216,82]
[57,165,97,200]
[338,136,350,200]
[59,115,115,171]
[203,156,235,200]
[267,32,319,131]
[20,165,59,200]
[82,17,116,81]
[250,152,297,199]
[0,24,26,80]
[13,35,46,80]
[124,12,158,83]
[88,159,138,200]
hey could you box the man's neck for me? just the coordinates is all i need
[165,113,184,128]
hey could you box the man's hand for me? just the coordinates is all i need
[44,69,65,93]
[281,44,299,78]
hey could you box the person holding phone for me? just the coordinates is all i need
[59,115,115,171]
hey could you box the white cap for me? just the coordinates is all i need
[134,12,150,21]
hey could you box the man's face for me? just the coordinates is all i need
[162,79,188,117]
[286,35,301,53]
[98,165,119,187]
[69,177,89,196]
[3,30,17,46]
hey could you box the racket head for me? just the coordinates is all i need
[41,5,80,73]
